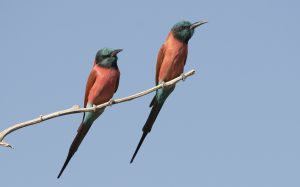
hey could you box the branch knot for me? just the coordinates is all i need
[39,115,44,121]
[181,73,187,81]
[108,99,115,106]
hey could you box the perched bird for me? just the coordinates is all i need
[57,48,122,178]
[130,20,207,163]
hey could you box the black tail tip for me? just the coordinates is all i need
[129,132,148,164]
[130,157,135,164]
[57,166,66,179]
[57,172,63,179]
[129,154,136,164]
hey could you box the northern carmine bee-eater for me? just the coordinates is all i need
[130,20,207,163]
[57,48,122,178]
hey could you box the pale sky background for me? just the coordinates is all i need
[1,0,300,186]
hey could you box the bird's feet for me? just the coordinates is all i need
[93,104,97,112]
[161,81,166,88]
[181,73,187,81]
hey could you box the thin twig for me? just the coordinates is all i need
[0,69,196,148]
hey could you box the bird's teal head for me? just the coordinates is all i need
[95,48,123,68]
[171,20,207,43]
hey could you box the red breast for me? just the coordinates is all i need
[88,65,120,105]
[159,32,188,82]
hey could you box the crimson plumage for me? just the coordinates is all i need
[57,48,122,178]
[130,20,207,163]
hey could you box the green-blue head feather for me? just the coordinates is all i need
[95,48,123,68]
[171,20,207,43]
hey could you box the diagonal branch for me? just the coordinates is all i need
[0,69,196,149]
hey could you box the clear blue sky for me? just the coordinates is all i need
[1,0,299,186]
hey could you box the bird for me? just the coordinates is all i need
[130,20,207,163]
[57,48,122,178]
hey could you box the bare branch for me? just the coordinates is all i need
[0,69,196,148]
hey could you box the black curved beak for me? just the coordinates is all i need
[111,49,123,57]
[190,20,208,30]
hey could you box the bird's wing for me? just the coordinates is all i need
[84,69,97,108]
[149,45,165,108]
[115,71,120,93]
[155,44,166,85]
[183,47,188,66]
